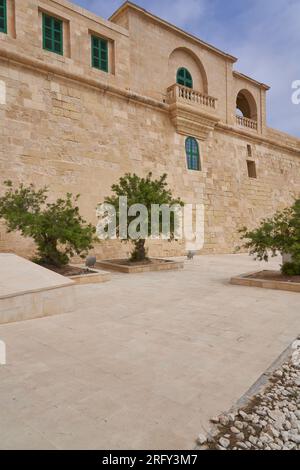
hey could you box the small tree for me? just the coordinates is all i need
[239,199,300,275]
[104,173,183,262]
[0,181,95,267]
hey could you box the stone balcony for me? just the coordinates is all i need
[166,83,219,141]
[167,83,217,109]
[236,115,258,131]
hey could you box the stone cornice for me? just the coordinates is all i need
[0,47,168,113]
[233,71,270,91]
[216,123,300,157]
[0,46,299,158]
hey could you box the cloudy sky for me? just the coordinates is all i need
[73,0,300,137]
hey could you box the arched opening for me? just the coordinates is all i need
[168,47,208,94]
[236,90,257,121]
[177,67,193,89]
[185,137,201,171]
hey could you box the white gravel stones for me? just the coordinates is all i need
[237,442,247,449]
[197,433,207,445]
[239,410,249,420]
[230,426,240,434]
[210,416,220,424]
[199,341,300,451]
[219,437,230,448]
[228,413,236,422]
[219,415,229,426]
[235,420,244,430]
[249,435,258,445]
[290,434,300,445]
[274,370,283,378]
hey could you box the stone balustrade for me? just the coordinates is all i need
[236,115,258,131]
[167,83,217,110]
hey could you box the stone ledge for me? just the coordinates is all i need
[96,258,184,274]
[230,271,300,293]
[69,266,111,284]
[0,46,169,113]
[0,284,76,324]
[0,253,74,300]
[0,254,77,324]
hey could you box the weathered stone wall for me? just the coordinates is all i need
[114,6,231,123]
[0,0,299,261]
[202,131,300,254]
[0,59,204,259]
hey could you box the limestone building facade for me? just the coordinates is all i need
[0,0,300,259]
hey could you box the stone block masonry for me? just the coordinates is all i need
[0,0,299,260]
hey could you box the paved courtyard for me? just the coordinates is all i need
[0,254,299,450]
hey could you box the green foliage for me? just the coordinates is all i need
[240,199,300,275]
[104,173,183,261]
[0,181,95,267]
[281,262,300,276]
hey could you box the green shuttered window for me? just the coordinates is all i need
[0,0,7,34]
[177,68,193,89]
[185,137,201,171]
[91,35,108,72]
[43,13,63,55]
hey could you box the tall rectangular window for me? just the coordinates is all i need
[185,137,201,171]
[247,144,252,158]
[42,13,63,55]
[91,35,108,72]
[0,0,7,34]
[247,160,257,179]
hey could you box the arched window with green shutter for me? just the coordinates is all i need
[177,68,193,89]
[185,137,200,171]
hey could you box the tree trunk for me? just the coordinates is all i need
[38,237,67,267]
[131,239,147,262]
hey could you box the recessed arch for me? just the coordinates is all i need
[168,47,208,94]
[236,89,257,120]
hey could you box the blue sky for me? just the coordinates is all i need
[73,0,299,137]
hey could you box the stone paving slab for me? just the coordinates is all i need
[0,254,299,449]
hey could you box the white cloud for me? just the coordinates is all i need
[75,0,121,18]
[148,0,207,28]
[74,0,206,26]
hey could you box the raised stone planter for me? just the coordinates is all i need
[230,270,300,293]
[95,258,184,274]
[69,266,110,284]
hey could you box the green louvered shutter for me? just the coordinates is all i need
[91,35,108,72]
[42,13,63,55]
[0,0,7,34]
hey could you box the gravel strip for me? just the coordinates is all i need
[197,338,300,451]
